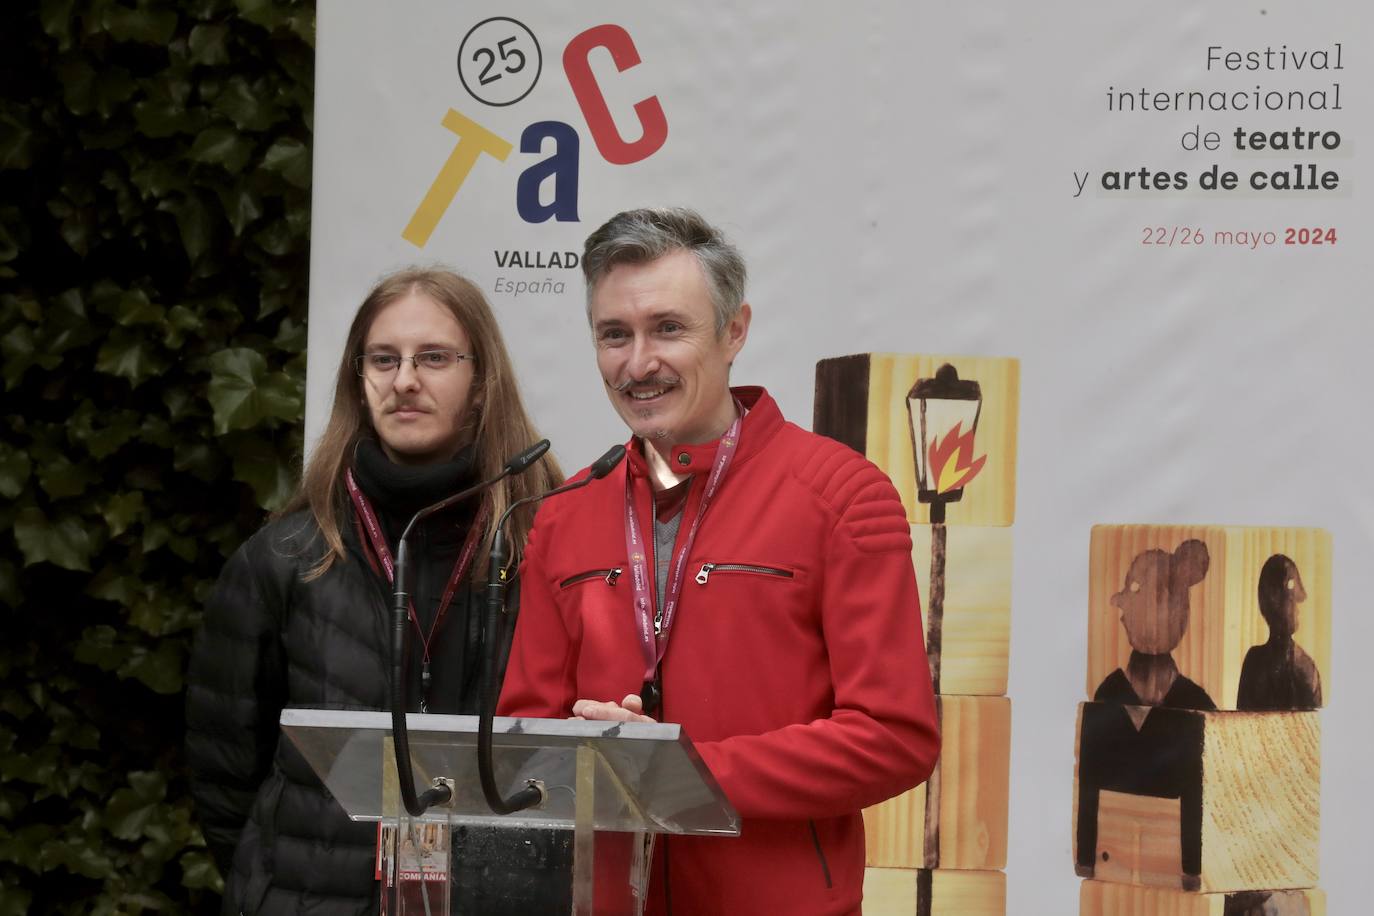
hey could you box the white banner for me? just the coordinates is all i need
[310,4,1371,911]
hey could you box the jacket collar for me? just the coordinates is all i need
[624,386,782,479]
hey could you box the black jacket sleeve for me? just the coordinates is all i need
[184,534,288,875]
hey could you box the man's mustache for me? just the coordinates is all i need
[608,375,680,392]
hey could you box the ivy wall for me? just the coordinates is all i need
[1,1,314,911]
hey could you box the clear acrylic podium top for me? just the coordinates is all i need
[280,708,740,837]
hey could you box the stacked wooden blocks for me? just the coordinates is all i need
[815,353,1019,915]
[1076,525,1329,914]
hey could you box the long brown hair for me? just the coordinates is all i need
[283,267,563,579]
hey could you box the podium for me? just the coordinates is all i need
[280,708,740,915]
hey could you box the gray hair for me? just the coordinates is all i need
[582,207,747,333]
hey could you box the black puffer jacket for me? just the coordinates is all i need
[185,445,567,915]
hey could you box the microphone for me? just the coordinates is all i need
[477,444,627,815]
[503,438,552,476]
[392,438,550,631]
[388,439,551,818]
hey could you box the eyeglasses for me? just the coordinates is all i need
[354,349,476,377]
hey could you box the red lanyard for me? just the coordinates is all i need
[624,410,743,682]
[345,470,488,708]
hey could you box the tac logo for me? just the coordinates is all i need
[403,19,668,247]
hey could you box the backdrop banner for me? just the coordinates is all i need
[309,4,1370,912]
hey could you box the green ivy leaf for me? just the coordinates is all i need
[261,137,310,188]
[50,196,94,257]
[103,491,145,537]
[158,192,216,262]
[0,110,36,171]
[173,440,223,481]
[0,442,32,499]
[85,566,140,604]
[187,23,230,65]
[105,771,167,840]
[42,832,115,879]
[189,125,254,173]
[39,0,78,49]
[14,506,95,571]
[142,520,172,553]
[214,76,284,131]
[286,11,315,48]
[226,432,296,511]
[205,347,264,432]
[251,217,295,256]
[96,328,169,387]
[0,824,55,872]
[74,624,125,671]
[37,452,101,499]
[0,885,29,916]
[129,159,190,199]
[2,323,60,389]
[125,639,185,694]
[54,56,97,116]
[0,688,33,720]
[115,289,166,327]
[273,315,306,353]
[130,590,198,635]
[179,849,222,891]
[140,414,174,449]
[102,6,179,45]
[163,303,206,350]
[206,348,301,433]
[216,183,263,236]
[68,402,141,459]
[0,206,26,264]
[43,289,98,356]
[235,0,287,31]
[163,386,195,421]
[131,78,206,138]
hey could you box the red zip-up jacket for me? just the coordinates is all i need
[499,387,940,915]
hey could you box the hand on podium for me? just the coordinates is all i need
[571,694,657,724]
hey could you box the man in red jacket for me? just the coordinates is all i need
[499,207,939,915]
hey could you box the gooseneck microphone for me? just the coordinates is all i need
[389,439,550,817]
[478,444,627,815]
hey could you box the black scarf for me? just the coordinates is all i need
[350,438,480,546]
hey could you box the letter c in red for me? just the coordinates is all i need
[563,24,668,166]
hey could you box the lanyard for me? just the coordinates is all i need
[624,410,743,682]
[345,469,489,710]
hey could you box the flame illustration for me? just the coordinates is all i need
[927,421,987,494]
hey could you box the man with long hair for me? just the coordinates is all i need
[186,268,565,914]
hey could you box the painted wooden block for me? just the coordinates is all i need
[864,867,1005,915]
[912,524,1011,696]
[865,696,1010,870]
[1080,879,1325,915]
[1088,525,1331,711]
[814,354,1019,526]
[1073,703,1320,893]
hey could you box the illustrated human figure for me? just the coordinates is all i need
[1077,538,1213,888]
[1236,553,1322,710]
[1093,538,1215,710]
[1224,889,1312,915]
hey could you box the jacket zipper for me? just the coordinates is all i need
[808,820,834,889]
[694,562,794,585]
[558,567,622,588]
